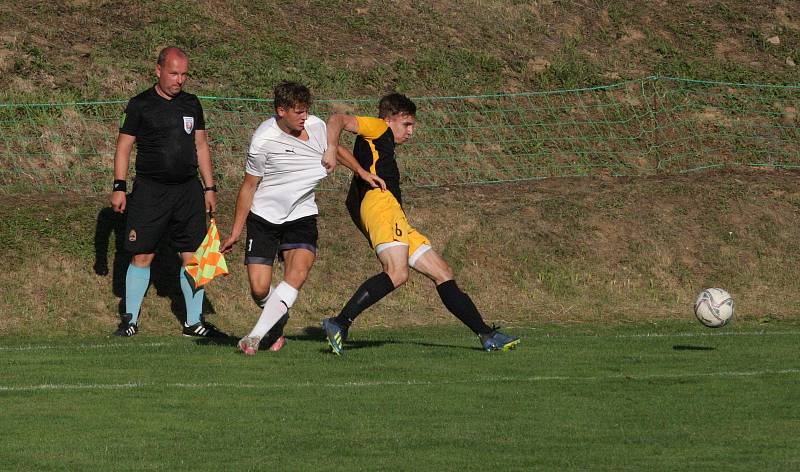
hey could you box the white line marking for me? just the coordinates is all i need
[2,369,798,392]
[0,383,145,392]
[0,342,171,352]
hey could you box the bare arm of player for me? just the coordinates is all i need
[110,133,136,213]
[220,173,260,254]
[323,113,361,174]
[336,145,386,191]
[321,150,337,174]
[195,129,216,214]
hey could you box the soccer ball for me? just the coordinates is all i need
[694,288,734,328]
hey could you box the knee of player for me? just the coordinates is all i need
[437,266,455,284]
[417,256,454,284]
[131,253,155,267]
[386,267,409,287]
[250,290,269,307]
[284,267,311,286]
[249,278,272,303]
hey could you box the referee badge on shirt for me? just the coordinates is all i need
[183,116,194,134]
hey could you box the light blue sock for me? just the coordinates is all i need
[125,264,150,325]
[180,267,205,326]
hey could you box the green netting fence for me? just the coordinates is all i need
[0,76,798,194]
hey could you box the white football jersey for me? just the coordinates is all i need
[245,115,328,224]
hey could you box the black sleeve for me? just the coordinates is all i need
[119,98,141,136]
[193,96,205,131]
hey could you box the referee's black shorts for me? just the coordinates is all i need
[124,177,206,254]
[244,213,318,266]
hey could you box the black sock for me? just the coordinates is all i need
[334,272,395,326]
[436,280,492,335]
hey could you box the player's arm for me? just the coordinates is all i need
[195,129,216,214]
[322,114,361,173]
[326,113,361,140]
[220,173,260,254]
[336,145,386,191]
[110,133,136,213]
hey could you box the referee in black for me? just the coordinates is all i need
[110,46,226,338]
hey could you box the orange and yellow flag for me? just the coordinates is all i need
[186,218,229,288]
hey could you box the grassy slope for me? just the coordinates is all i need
[1,1,798,102]
[1,168,799,337]
[1,1,800,334]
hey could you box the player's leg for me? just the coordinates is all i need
[324,244,407,353]
[240,215,317,355]
[176,252,225,338]
[411,248,490,334]
[237,259,276,355]
[172,180,226,338]
[248,262,274,306]
[114,252,155,336]
[127,253,155,326]
[247,281,290,352]
[412,246,520,352]
[237,213,281,354]
[331,244,406,328]
[241,261,287,351]
[245,248,311,339]
[115,178,170,336]
[178,251,203,326]
[324,190,407,354]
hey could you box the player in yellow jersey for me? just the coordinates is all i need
[321,93,520,354]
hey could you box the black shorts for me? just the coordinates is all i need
[245,213,318,266]
[124,177,206,254]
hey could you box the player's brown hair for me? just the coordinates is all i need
[378,93,416,118]
[274,81,312,111]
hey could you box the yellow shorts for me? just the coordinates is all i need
[360,189,430,259]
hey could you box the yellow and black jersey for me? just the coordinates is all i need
[346,116,403,233]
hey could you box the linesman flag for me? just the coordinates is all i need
[186,218,229,287]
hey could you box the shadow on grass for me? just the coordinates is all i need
[193,338,239,348]
[93,206,219,332]
[408,341,485,351]
[286,326,399,353]
[289,326,482,352]
[672,345,716,351]
[190,325,485,353]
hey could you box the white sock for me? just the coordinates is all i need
[255,285,274,308]
[248,282,298,339]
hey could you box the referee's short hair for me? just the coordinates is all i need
[157,46,187,66]
[274,81,312,110]
[378,93,416,119]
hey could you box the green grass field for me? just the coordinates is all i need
[2,3,800,469]
[2,321,798,471]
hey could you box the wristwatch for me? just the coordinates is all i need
[204,185,218,192]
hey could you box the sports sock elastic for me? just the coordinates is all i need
[333,272,395,326]
[252,285,274,308]
[248,281,298,339]
[436,280,492,335]
[125,264,150,325]
[180,267,205,326]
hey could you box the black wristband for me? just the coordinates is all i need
[204,185,218,192]
[113,179,127,192]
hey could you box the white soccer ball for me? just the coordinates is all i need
[694,288,734,328]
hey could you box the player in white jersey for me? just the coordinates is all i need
[220,81,383,355]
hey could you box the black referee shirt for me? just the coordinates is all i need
[120,87,206,184]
